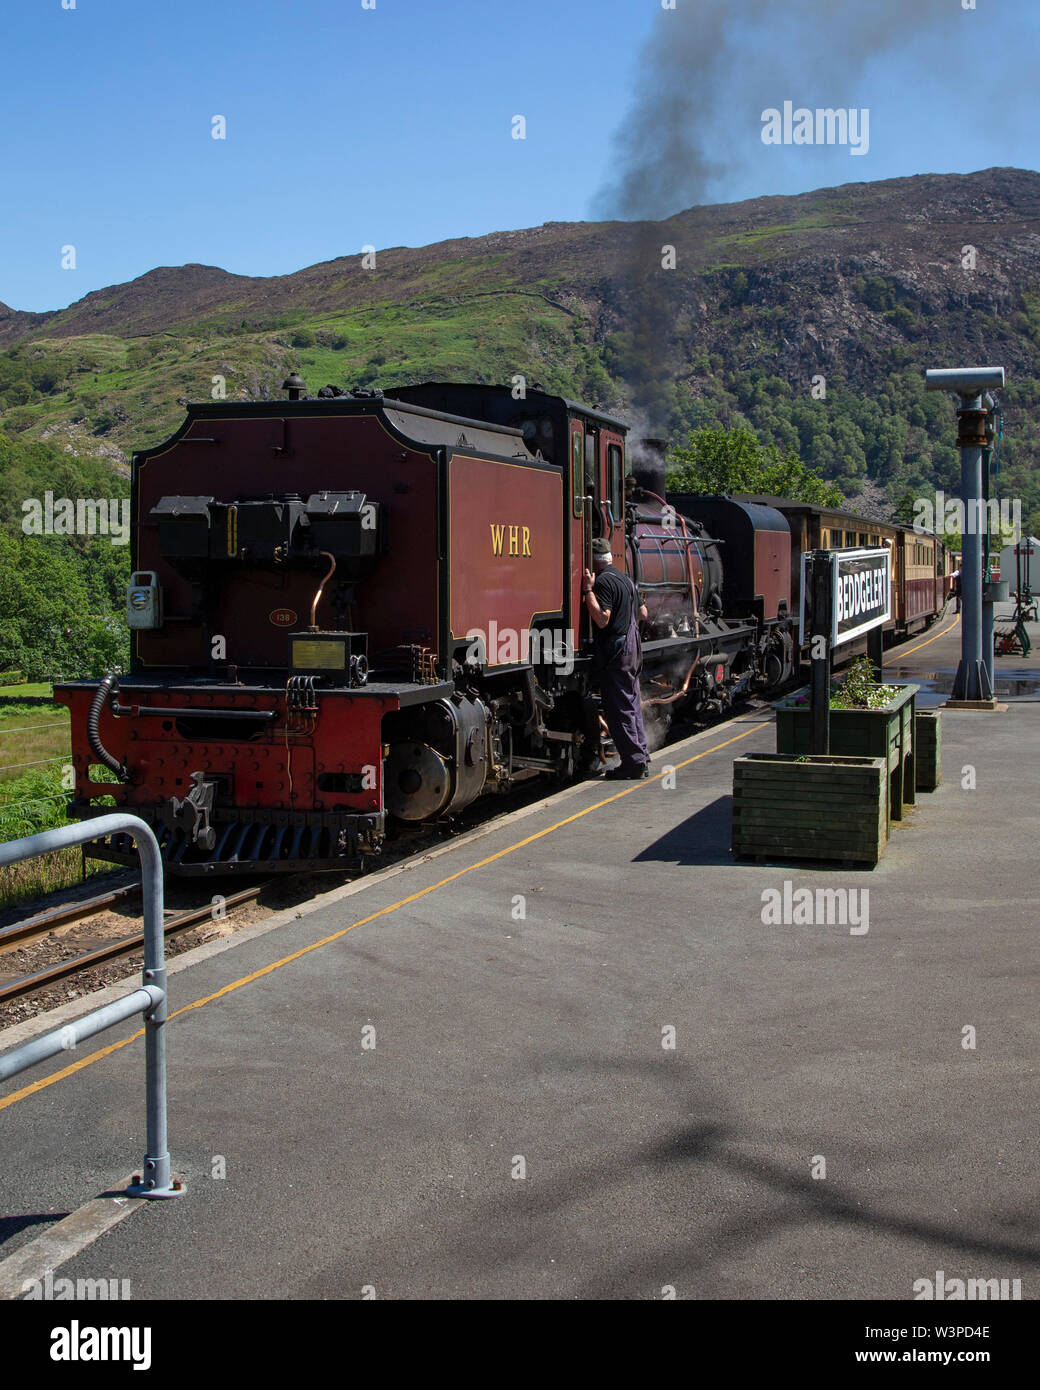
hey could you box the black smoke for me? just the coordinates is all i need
[593,0,971,433]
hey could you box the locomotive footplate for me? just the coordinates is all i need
[67,803,386,875]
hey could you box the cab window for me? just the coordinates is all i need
[608,443,623,524]
[571,431,583,519]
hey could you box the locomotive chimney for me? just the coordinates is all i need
[630,436,668,500]
[282,373,307,401]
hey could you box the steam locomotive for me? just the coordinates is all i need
[54,380,801,875]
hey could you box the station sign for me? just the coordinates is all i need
[800,547,891,647]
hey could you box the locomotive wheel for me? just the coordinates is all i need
[384,741,451,821]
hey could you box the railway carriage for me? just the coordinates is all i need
[736,497,949,641]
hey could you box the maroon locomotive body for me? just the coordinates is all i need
[54,381,797,875]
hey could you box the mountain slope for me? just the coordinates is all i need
[2,166,1038,528]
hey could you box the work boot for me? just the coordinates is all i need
[605,762,650,781]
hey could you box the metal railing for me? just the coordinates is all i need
[0,814,184,1198]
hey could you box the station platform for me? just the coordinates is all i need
[1,608,1038,1300]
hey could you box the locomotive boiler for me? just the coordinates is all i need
[54,381,796,876]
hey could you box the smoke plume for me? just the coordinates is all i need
[594,0,969,431]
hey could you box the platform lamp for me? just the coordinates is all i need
[924,367,1005,705]
[979,399,1009,692]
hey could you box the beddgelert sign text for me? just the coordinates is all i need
[800,548,892,647]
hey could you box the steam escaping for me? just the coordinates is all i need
[594,0,965,430]
[641,704,673,754]
[628,436,668,500]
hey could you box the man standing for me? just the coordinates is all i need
[583,537,651,779]
[951,566,961,613]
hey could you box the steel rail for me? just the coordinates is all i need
[0,878,141,950]
[0,882,271,1004]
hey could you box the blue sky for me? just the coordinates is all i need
[3,0,1038,312]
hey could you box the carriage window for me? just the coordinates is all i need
[571,431,583,519]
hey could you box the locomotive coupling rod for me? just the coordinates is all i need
[0,814,185,1199]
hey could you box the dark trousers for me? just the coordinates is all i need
[598,624,650,769]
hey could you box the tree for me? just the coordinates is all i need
[665,425,844,505]
[0,433,130,679]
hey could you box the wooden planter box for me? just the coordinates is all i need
[774,683,919,828]
[915,709,941,791]
[732,753,888,866]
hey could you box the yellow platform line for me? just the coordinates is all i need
[886,612,961,664]
[0,723,762,1112]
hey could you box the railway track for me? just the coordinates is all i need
[0,880,273,1004]
[0,878,141,950]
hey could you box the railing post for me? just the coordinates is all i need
[126,817,179,1198]
[0,813,185,1199]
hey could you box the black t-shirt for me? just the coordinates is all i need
[592,567,637,660]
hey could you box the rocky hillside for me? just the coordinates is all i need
[2,166,1038,527]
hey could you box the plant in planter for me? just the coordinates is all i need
[786,658,899,711]
[828,657,900,711]
[775,659,920,826]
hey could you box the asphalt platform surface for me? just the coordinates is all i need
[1,607,1037,1299]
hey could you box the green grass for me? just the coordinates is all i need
[0,761,116,908]
[0,680,59,702]
[3,283,602,459]
[0,723,70,784]
[712,215,846,250]
[0,765,78,906]
[0,685,70,775]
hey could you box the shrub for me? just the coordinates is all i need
[830,656,897,710]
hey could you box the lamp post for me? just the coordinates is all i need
[924,367,1005,705]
